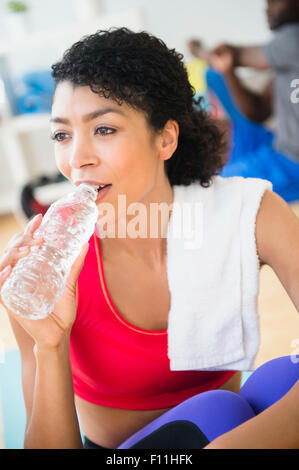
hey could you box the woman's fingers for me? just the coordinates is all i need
[6,214,43,250]
[64,243,89,293]
[23,214,44,247]
[0,214,45,318]
[0,264,12,280]
[0,214,44,272]
[24,213,43,237]
[0,264,13,308]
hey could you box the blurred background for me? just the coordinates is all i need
[0,0,298,449]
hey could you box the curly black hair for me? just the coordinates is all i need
[51,27,227,187]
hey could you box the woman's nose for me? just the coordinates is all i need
[69,138,99,168]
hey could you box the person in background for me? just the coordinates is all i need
[188,0,299,203]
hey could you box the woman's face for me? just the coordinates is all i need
[51,81,172,214]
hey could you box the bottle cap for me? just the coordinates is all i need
[77,183,98,201]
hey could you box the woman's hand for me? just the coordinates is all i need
[0,213,89,350]
[209,43,237,75]
[187,39,237,75]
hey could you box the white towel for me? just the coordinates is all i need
[166,175,273,371]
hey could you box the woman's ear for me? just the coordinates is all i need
[158,120,179,161]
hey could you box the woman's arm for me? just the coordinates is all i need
[188,40,273,121]
[0,214,89,449]
[209,43,273,122]
[222,73,273,123]
[24,337,83,449]
[204,191,299,449]
[188,41,270,70]
[233,45,271,70]
[256,190,299,313]
[204,379,299,449]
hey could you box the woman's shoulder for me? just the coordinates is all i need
[212,175,273,192]
[173,175,273,202]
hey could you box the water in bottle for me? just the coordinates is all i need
[1,183,99,320]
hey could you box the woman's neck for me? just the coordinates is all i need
[97,176,174,268]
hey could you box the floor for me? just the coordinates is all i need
[0,203,299,448]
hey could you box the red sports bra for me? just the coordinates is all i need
[69,228,236,410]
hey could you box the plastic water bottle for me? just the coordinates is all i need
[1,183,98,320]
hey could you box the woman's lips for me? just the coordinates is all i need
[96,184,112,202]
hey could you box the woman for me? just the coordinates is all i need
[0,28,298,450]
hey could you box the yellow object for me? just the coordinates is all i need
[186,58,207,94]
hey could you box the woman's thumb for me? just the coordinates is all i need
[66,243,89,290]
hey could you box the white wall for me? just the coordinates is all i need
[104,0,272,61]
[0,0,272,66]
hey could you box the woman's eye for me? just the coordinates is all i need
[51,132,68,142]
[50,127,114,141]
[96,127,115,136]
